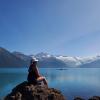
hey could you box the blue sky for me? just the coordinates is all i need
[0,0,100,56]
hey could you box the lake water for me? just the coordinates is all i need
[0,68,100,100]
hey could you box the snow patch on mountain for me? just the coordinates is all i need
[56,56,81,67]
[55,55,100,67]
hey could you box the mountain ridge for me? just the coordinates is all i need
[0,47,27,67]
[0,47,100,68]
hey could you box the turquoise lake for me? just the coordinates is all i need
[0,68,100,100]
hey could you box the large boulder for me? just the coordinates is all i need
[4,81,65,100]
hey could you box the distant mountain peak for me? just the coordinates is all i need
[13,51,26,56]
[35,52,52,58]
[0,47,8,52]
[13,51,32,62]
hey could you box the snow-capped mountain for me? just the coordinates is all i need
[35,52,53,59]
[26,52,67,68]
[56,55,100,67]
[79,55,100,68]
[56,56,81,67]
[0,47,100,68]
[33,53,100,68]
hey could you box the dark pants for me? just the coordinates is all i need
[27,72,37,85]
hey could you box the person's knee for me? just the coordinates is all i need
[42,76,45,79]
[40,76,46,80]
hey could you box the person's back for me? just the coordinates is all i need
[27,58,48,86]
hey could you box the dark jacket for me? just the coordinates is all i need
[27,63,40,84]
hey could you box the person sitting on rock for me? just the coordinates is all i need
[27,58,48,86]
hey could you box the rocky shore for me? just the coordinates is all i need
[4,81,100,100]
[74,96,100,100]
[4,81,65,100]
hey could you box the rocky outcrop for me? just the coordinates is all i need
[4,81,100,100]
[88,96,100,100]
[74,96,100,100]
[4,81,65,100]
